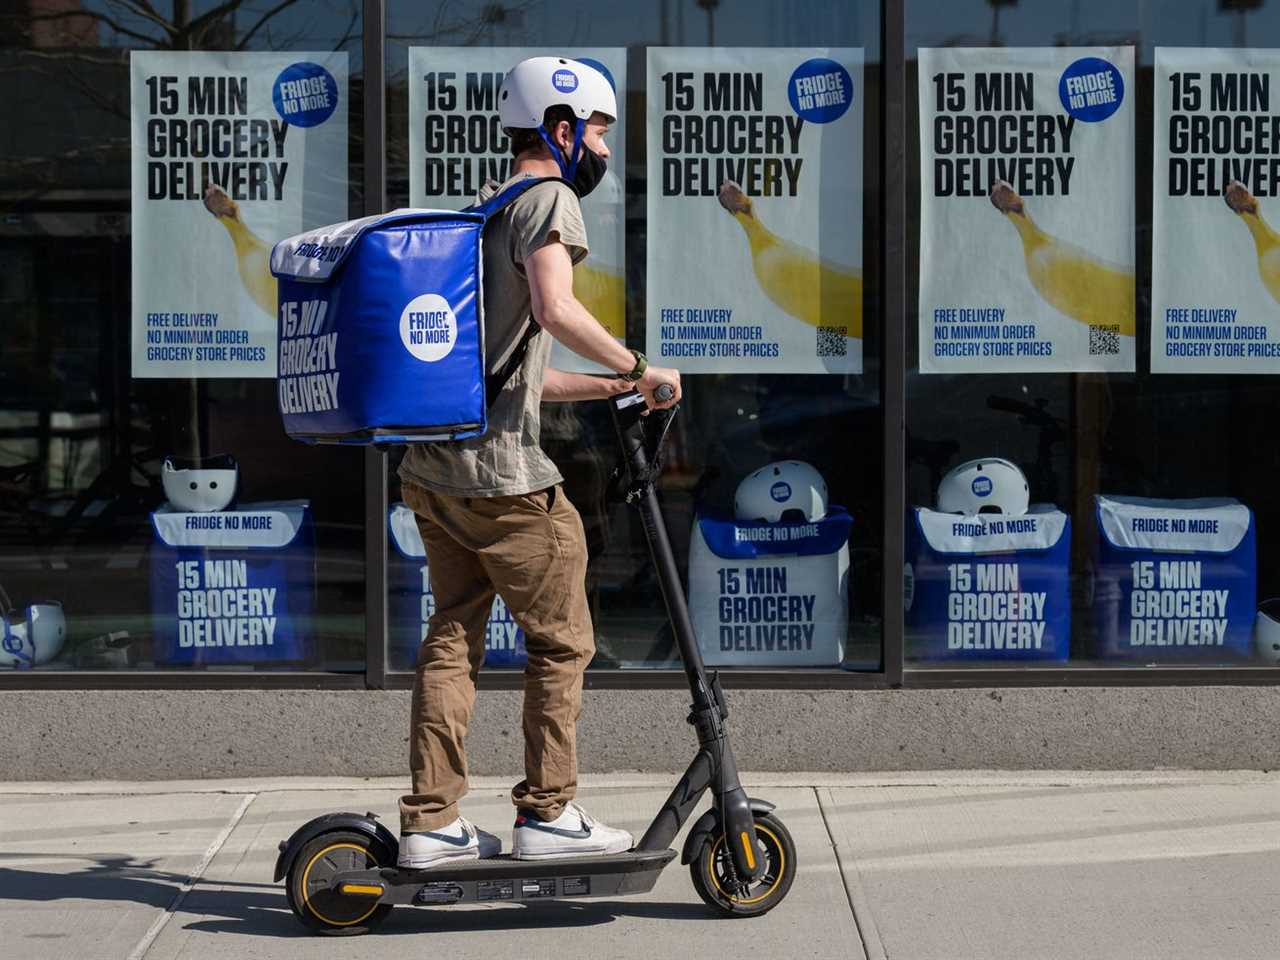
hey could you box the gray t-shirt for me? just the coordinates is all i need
[398,174,588,497]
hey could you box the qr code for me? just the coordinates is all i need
[1089,323,1120,356]
[817,325,848,357]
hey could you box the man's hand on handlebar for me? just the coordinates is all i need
[636,366,681,412]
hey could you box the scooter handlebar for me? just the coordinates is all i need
[655,383,675,403]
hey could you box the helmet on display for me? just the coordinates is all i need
[734,461,828,524]
[937,457,1029,517]
[162,454,238,513]
[1255,599,1280,664]
[498,57,618,131]
[0,585,65,669]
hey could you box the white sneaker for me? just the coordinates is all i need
[398,816,501,869]
[511,802,633,860]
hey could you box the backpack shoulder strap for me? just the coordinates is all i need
[467,175,576,220]
[474,176,576,408]
[485,320,541,409]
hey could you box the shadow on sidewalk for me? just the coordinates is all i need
[0,856,718,939]
[187,898,718,938]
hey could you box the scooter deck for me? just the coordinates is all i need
[332,848,678,906]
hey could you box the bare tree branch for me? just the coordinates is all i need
[185,0,251,39]
[234,0,304,50]
[27,9,163,46]
[329,5,359,52]
[387,0,538,44]
[110,0,180,35]
[2,49,127,68]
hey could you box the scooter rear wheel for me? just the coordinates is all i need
[286,829,393,935]
[690,811,796,917]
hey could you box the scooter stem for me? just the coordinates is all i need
[608,393,713,706]
[608,391,764,882]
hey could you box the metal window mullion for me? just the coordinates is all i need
[881,0,907,686]
[363,0,388,689]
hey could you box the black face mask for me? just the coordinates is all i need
[539,120,608,198]
[567,144,607,198]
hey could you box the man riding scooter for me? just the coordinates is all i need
[395,57,682,868]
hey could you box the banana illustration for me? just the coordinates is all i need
[203,183,277,318]
[989,180,1135,337]
[573,260,625,338]
[1224,180,1280,305]
[717,181,863,339]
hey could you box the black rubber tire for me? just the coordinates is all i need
[689,811,797,918]
[286,829,393,936]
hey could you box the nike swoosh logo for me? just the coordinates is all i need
[414,829,474,847]
[520,820,592,840]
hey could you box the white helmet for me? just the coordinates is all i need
[735,461,828,524]
[498,56,617,131]
[162,455,238,513]
[1255,599,1280,664]
[0,585,65,668]
[937,457,1029,517]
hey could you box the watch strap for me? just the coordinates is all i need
[624,350,648,382]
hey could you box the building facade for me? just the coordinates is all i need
[5,0,1280,778]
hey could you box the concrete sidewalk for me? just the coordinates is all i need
[2,772,1279,960]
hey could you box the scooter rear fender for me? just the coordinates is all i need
[273,812,399,882]
[679,798,776,865]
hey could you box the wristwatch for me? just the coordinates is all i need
[622,349,648,382]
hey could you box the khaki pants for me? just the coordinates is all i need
[398,480,595,832]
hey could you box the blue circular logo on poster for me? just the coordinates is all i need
[972,476,993,497]
[272,62,338,127]
[787,58,853,124]
[1058,57,1123,123]
[574,57,615,92]
[552,68,579,93]
[770,481,792,504]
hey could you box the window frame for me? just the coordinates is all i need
[7,0,1280,691]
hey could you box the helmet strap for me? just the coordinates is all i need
[2,615,29,667]
[536,117,586,180]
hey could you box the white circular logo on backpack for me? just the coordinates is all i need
[399,294,457,362]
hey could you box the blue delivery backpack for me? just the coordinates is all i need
[269,177,571,444]
[905,505,1071,663]
[1092,495,1256,661]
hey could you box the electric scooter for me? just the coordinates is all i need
[274,387,797,934]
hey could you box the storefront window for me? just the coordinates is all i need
[906,0,1280,670]
[26,0,1280,685]
[0,1,366,671]
[385,1,884,671]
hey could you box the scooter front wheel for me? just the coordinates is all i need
[286,829,393,936]
[690,811,796,917]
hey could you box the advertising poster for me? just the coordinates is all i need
[918,47,1135,374]
[131,51,348,378]
[1153,49,1280,373]
[408,47,626,374]
[646,47,864,374]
